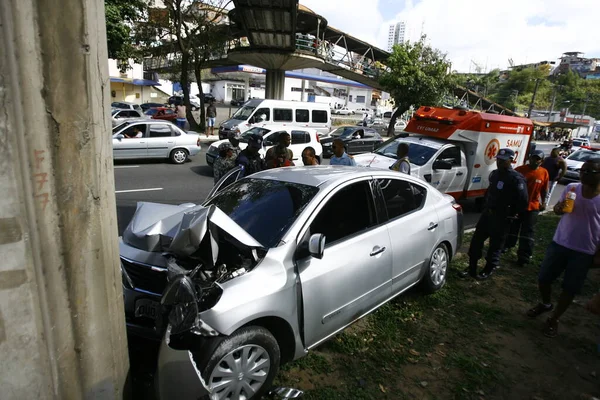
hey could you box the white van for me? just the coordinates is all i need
[218,99,331,139]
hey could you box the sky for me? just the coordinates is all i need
[300,0,600,72]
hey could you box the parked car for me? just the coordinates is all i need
[111,108,146,127]
[201,93,216,103]
[145,107,177,122]
[230,98,245,107]
[206,124,323,167]
[355,107,373,115]
[141,102,168,112]
[168,95,201,110]
[119,166,462,400]
[332,106,355,115]
[321,126,383,157]
[112,119,201,164]
[112,101,143,114]
[563,147,600,182]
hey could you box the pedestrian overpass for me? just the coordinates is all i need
[143,0,391,97]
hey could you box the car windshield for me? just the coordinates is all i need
[232,105,256,120]
[205,179,319,248]
[145,109,159,116]
[572,140,585,147]
[111,109,120,116]
[112,121,132,133]
[238,127,271,143]
[567,150,600,162]
[373,139,438,166]
[330,127,357,138]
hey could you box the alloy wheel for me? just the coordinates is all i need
[429,246,448,286]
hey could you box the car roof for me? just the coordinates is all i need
[397,135,446,149]
[115,118,171,125]
[249,166,426,188]
[249,124,318,133]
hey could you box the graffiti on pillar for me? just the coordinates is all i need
[32,150,50,210]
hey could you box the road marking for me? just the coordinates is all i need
[114,165,140,169]
[115,188,163,194]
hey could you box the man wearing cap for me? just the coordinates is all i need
[504,150,549,266]
[213,142,236,184]
[460,148,529,280]
[227,131,242,158]
[236,133,266,176]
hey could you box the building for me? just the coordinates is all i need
[554,51,600,77]
[108,59,169,104]
[387,21,406,52]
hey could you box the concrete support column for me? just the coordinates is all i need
[265,69,285,100]
[244,75,250,101]
[0,0,129,399]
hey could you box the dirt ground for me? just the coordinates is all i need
[274,214,600,400]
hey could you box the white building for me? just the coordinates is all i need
[387,21,406,51]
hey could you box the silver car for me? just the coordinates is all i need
[111,108,147,127]
[119,167,463,399]
[112,119,201,164]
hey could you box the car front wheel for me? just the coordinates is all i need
[170,148,188,164]
[422,243,448,293]
[201,326,280,400]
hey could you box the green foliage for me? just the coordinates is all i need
[380,36,455,117]
[104,0,146,61]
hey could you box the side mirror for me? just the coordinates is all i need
[433,160,452,170]
[115,134,124,140]
[308,233,326,259]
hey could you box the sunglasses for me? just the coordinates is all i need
[581,169,600,174]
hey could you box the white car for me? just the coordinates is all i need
[333,107,355,116]
[563,148,600,182]
[355,107,373,115]
[112,119,201,164]
[111,108,147,127]
[206,125,323,167]
[571,138,590,152]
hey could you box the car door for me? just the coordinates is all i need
[146,123,175,158]
[430,146,468,196]
[374,177,438,294]
[297,179,392,348]
[362,129,379,153]
[112,124,148,159]
[290,130,310,164]
[346,129,364,154]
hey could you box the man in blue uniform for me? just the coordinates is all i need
[460,148,529,280]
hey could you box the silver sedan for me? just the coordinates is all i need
[112,119,201,164]
[119,167,463,399]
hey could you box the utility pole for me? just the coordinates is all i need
[547,85,561,122]
[527,78,541,118]
[0,0,129,399]
[577,95,591,138]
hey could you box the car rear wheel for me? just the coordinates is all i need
[170,148,188,164]
[202,326,280,400]
[422,243,448,293]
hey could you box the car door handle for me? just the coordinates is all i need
[370,246,386,257]
[427,223,438,231]
[456,171,464,176]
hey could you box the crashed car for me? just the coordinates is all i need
[120,166,463,400]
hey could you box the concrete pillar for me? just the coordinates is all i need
[265,69,285,100]
[0,0,129,399]
[244,75,250,101]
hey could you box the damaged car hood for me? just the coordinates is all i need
[122,202,263,262]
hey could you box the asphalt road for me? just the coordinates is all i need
[114,141,564,235]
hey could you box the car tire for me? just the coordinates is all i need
[170,148,188,164]
[421,243,448,293]
[199,326,280,400]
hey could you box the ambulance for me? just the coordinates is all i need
[353,106,534,200]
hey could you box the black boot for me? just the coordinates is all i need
[458,260,477,278]
[476,266,494,281]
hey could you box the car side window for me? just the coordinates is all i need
[364,129,376,138]
[295,109,309,123]
[437,146,461,166]
[310,181,376,245]
[378,179,426,220]
[264,131,283,146]
[312,110,328,123]
[291,130,309,144]
[253,107,270,122]
[148,124,172,138]
[273,108,293,122]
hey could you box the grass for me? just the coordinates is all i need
[273,214,600,399]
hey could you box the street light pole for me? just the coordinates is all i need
[527,78,541,118]
[547,85,560,123]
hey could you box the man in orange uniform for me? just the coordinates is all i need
[504,150,549,266]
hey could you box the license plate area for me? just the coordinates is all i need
[134,298,160,320]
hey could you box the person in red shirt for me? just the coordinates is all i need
[504,150,549,266]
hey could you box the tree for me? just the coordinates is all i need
[104,0,146,63]
[136,0,229,131]
[379,36,455,135]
